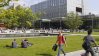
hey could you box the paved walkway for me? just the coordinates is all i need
[60,50,85,56]
[60,47,99,56]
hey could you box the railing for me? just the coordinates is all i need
[0,33,40,38]
[0,29,69,38]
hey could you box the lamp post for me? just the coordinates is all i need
[91,14,95,29]
[59,18,61,29]
[89,13,95,29]
[40,20,42,29]
[81,0,84,15]
[49,20,51,29]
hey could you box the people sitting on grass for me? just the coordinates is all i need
[21,39,28,48]
[24,39,33,46]
[21,38,33,48]
[5,38,33,48]
[12,39,17,48]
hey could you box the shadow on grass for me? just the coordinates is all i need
[3,45,21,49]
[36,53,53,56]
[3,45,12,49]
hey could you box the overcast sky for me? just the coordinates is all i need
[84,0,99,15]
[18,0,99,15]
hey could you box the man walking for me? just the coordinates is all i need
[56,31,67,56]
[82,29,97,56]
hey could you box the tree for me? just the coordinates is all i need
[15,5,39,29]
[0,5,40,29]
[0,0,18,7]
[64,12,83,32]
[0,8,19,28]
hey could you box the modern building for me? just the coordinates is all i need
[31,0,83,19]
[81,14,99,29]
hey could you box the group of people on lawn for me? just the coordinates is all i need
[11,39,32,48]
[55,28,97,56]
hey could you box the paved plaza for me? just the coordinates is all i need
[60,47,99,56]
[60,50,85,56]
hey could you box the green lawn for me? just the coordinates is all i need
[68,32,99,35]
[0,36,99,56]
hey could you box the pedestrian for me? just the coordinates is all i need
[82,29,97,56]
[56,31,67,56]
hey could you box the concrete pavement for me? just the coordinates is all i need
[60,47,99,56]
[60,50,85,56]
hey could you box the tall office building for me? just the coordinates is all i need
[31,0,83,19]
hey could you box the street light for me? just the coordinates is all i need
[91,14,95,29]
[59,18,61,29]
[40,20,42,29]
[89,13,95,29]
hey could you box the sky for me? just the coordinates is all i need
[84,0,99,15]
[18,0,46,6]
[18,0,99,15]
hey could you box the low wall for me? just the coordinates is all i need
[0,33,40,38]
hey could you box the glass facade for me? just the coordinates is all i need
[30,0,85,29]
[31,0,67,19]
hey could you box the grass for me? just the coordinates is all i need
[68,32,99,35]
[0,35,99,56]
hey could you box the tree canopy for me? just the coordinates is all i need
[64,12,83,32]
[0,5,40,29]
[0,0,18,7]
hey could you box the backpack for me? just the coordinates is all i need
[82,37,91,50]
[52,44,58,51]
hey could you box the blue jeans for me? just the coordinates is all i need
[57,44,65,56]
